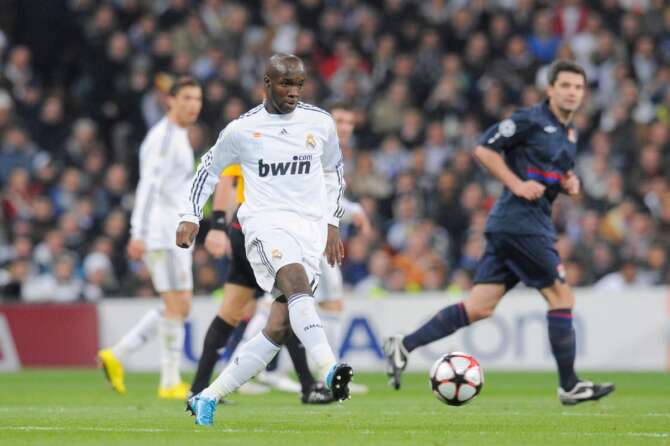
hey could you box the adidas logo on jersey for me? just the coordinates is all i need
[258,155,312,177]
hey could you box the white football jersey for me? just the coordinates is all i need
[181,102,344,227]
[130,117,195,249]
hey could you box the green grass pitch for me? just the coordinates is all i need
[1,370,669,445]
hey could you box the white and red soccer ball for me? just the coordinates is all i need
[430,352,484,406]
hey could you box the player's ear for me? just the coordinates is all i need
[263,75,271,87]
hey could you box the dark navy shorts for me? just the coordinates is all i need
[226,212,264,298]
[473,232,564,290]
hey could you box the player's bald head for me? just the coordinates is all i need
[265,54,305,80]
[263,54,306,114]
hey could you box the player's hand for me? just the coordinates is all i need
[325,224,344,267]
[126,239,145,260]
[204,229,231,258]
[351,211,372,238]
[512,180,546,201]
[560,171,580,196]
[176,221,199,249]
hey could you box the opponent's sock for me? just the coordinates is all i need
[285,333,315,394]
[287,293,337,380]
[111,306,161,360]
[159,317,185,388]
[265,349,279,372]
[547,309,579,391]
[202,331,280,401]
[319,309,343,358]
[402,302,470,353]
[191,316,235,394]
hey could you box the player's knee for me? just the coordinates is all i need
[465,303,495,322]
[543,280,575,309]
[275,264,311,296]
[263,324,290,345]
[218,300,242,325]
[218,307,243,326]
[179,300,191,318]
[553,288,575,309]
[318,300,343,312]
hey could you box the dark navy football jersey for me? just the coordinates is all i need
[477,100,577,238]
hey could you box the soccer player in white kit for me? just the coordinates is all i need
[98,77,202,399]
[314,105,371,394]
[177,54,353,426]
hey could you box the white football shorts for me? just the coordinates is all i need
[241,211,325,298]
[314,256,343,302]
[145,248,193,293]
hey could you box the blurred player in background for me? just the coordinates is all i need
[98,76,202,399]
[314,104,371,394]
[384,60,615,406]
[178,54,352,425]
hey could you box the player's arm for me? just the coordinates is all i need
[203,176,236,258]
[176,124,240,248]
[322,117,346,266]
[340,197,372,238]
[473,114,545,201]
[128,133,172,259]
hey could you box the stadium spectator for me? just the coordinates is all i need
[22,253,86,302]
[0,0,668,299]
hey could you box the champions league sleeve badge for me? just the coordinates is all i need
[499,119,516,137]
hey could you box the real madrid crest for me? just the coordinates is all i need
[305,133,316,150]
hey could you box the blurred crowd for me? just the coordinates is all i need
[1,0,669,303]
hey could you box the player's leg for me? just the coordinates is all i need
[502,233,614,405]
[275,263,353,401]
[316,257,367,395]
[385,235,515,389]
[315,257,345,350]
[98,305,162,394]
[158,289,191,398]
[194,300,286,404]
[539,280,614,405]
[188,225,347,424]
[190,284,255,395]
[237,295,299,393]
[245,296,324,400]
[384,283,506,389]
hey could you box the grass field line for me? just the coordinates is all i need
[560,411,670,418]
[560,432,670,439]
[3,426,173,433]
[1,426,329,434]
[3,406,669,419]
[4,425,670,438]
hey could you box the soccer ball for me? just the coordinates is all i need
[429,352,484,406]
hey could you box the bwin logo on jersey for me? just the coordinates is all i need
[258,156,312,177]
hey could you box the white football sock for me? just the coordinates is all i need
[288,293,337,380]
[159,317,184,388]
[111,306,162,360]
[319,308,343,359]
[202,331,280,401]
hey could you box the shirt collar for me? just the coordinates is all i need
[541,99,574,131]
